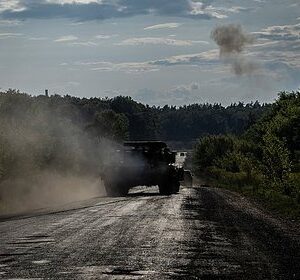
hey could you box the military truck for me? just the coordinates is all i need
[101,141,184,196]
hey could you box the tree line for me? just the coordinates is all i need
[193,91,300,213]
[51,93,269,142]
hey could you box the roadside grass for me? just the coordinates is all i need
[200,169,300,221]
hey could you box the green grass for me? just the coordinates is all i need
[201,170,300,221]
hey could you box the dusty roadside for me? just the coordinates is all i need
[185,186,300,279]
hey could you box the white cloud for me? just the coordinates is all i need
[46,0,102,4]
[54,35,78,42]
[254,23,300,41]
[289,2,300,8]
[0,19,22,26]
[95,34,117,39]
[28,37,48,41]
[0,0,24,12]
[55,34,112,45]
[90,62,158,73]
[225,6,252,13]
[189,2,227,19]
[150,49,219,66]
[116,37,208,46]
[190,2,253,19]
[69,22,85,26]
[70,49,220,74]
[251,23,300,69]
[70,60,158,73]
[70,41,97,46]
[144,23,182,30]
[95,35,111,39]
[0,32,23,39]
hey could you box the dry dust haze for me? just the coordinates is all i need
[0,96,116,215]
[0,173,105,215]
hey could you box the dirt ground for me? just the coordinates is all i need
[0,185,299,279]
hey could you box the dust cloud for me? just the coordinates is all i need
[211,24,258,75]
[0,93,115,215]
[0,173,105,215]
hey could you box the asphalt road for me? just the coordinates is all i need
[0,186,299,279]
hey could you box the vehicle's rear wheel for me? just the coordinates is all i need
[158,174,179,195]
[172,180,180,193]
[158,182,172,195]
[105,181,129,197]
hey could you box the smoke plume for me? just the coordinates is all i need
[211,24,258,75]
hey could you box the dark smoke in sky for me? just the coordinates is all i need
[211,24,254,55]
[211,24,258,75]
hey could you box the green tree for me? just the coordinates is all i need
[193,135,235,175]
[262,131,292,195]
[92,110,129,141]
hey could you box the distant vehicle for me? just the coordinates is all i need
[100,141,185,196]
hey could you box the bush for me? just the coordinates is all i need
[193,135,235,175]
[262,131,292,195]
[192,91,300,208]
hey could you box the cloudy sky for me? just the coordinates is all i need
[0,0,299,105]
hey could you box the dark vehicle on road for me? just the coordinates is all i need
[101,141,184,196]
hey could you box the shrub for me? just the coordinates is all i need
[193,135,235,175]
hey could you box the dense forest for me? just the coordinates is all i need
[86,95,269,143]
[0,88,270,146]
[1,89,269,141]
[193,91,300,216]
